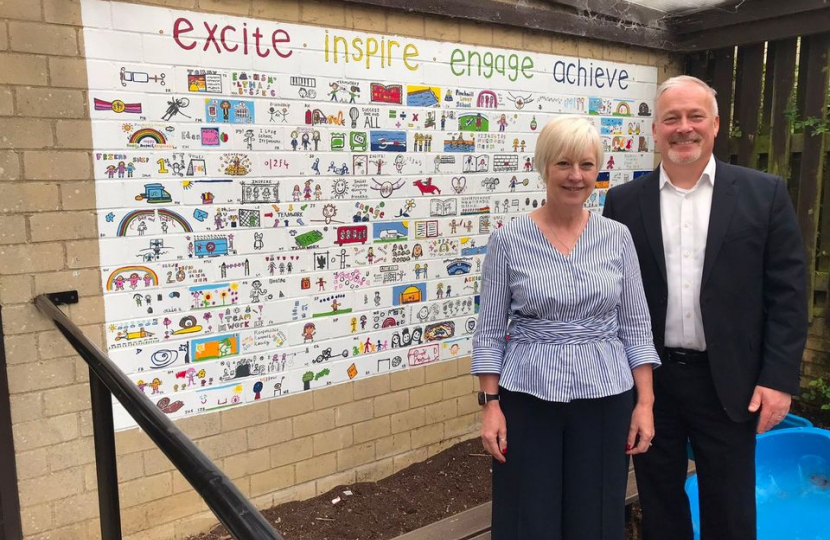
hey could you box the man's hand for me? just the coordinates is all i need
[748,385,792,434]
[481,402,507,463]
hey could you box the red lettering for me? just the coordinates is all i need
[272,29,293,58]
[253,28,269,58]
[203,22,221,53]
[220,25,238,52]
[242,23,249,56]
[175,18,292,60]
[172,17,196,50]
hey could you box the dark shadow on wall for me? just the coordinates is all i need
[0,306,23,540]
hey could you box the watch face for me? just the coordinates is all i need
[477,392,485,406]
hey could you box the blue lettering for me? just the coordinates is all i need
[553,60,566,83]
[551,60,630,90]
[619,70,629,90]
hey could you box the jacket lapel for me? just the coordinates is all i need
[639,170,667,284]
[701,160,737,289]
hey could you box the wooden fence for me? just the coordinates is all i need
[684,34,830,325]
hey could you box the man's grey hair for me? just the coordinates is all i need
[655,75,719,117]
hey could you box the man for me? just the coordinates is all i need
[603,75,808,540]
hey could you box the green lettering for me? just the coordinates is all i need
[468,51,481,77]
[521,56,534,79]
[508,54,519,82]
[450,48,465,76]
[494,53,506,77]
[482,52,494,78]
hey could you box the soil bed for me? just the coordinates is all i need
[190,438,493,540]
[192,404,827,540]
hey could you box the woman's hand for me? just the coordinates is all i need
[481,402,507,463]
[626,402,654,455]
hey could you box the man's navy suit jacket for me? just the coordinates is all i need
[603,159,808,422]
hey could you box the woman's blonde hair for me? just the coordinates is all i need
[534,116,603,183]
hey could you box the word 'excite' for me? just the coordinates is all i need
[172,17,293,59]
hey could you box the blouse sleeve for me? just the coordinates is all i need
[471,227,512,375]
[617,227,661,370]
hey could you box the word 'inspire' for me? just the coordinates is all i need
[324,31,420,71]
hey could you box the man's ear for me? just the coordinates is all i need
[713,114,720,137]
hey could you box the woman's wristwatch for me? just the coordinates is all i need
[477,391,500,406]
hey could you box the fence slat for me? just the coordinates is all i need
[819,158,830,317]
[768,38,798,184]
[734,44,765,168]
[711,47,736,161]
[795,32,830,320]
[796,37,811,125]
[760,42,776,135]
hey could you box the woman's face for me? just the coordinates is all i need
[544,147,598,209]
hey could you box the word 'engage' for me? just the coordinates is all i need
[324,31,419,71]
[450,48,534,81]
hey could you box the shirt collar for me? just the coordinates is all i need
[659,154,716,191]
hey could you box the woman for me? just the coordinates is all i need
[472,116,660,539]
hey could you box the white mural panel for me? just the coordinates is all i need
[81,0,656,430]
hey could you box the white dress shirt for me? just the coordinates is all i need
[659,155,716,351]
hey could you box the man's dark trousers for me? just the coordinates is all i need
[633,358,756,540]
[604,160,807,540]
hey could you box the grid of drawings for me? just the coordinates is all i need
[81,0,656,429]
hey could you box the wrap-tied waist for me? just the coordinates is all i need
[507,313,618,345]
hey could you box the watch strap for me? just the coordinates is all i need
[478,391,500,405]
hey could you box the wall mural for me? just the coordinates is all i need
[81,0,656,429]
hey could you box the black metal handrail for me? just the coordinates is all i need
[35,293,282,540]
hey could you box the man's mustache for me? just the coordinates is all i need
[670,134,702,144]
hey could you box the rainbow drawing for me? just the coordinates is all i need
[128,128,166,146]
[116,209,192,236]
[105,266,158,290]
[116,209,153,236]
[158,209,193,232]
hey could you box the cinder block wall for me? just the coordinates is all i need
[0,0,682,538]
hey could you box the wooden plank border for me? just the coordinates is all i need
[733,44,765,168]
[339,0,673,50]
[711,47,736,162]
[767,39,798,183]
[671,9,830,52]
[669,0,830,34]
[795,33,830,321]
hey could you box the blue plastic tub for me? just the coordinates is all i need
[685,427,830,539]
[777,412,814,430]
[686,413,813,460]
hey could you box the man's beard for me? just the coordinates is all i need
[666,135,703,164]
[667,145,702,164]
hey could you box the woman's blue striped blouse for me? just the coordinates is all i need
[472,213,660,402]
